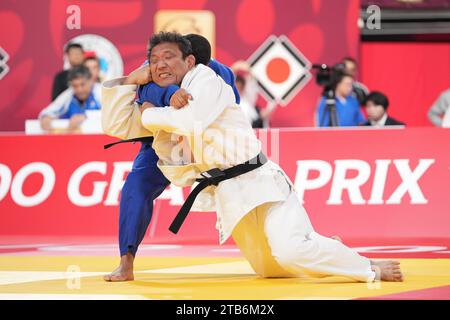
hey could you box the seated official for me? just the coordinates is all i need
[43,55,102,115]
[361,91,405,127]
[316,72,366,127]
[39,65,101,132]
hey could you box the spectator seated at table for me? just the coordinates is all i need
[39,65,101,132]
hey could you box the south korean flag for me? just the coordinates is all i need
[248,35,311,106]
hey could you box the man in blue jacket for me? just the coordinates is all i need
[104,34,240,281]
[316,72,365,127]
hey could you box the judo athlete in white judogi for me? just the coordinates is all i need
[101,32,403,282]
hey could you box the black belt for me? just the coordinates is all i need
[103,136,154,149]
[169,152,268,234]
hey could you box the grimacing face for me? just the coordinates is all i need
[70,76,92,102]
[148,42,195,87]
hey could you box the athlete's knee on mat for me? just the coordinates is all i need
[246,258,288,278]
[253,268,288,278]
[250,263,269,277]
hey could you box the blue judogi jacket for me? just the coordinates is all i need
[59,91,101,119]
[136,59,240,107]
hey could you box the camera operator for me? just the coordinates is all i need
[316,70,366,127]
[342,57,369,105]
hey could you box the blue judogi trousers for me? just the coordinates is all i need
[119,142,170,256]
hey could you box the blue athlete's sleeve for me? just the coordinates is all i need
[134,59,179,108]
[208,59,240,104]
[136,59,241,107]
[136,83,179,108]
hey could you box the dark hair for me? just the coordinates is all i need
[184,34,211,65]
[65,42,84,54]
[147,31,193,59]
[364,91,389,110]
[330,70,353,90]
[68,65,92,81]
[342,56,357,66]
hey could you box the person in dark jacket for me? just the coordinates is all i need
[361,91,405,127]
[51,43,85,101]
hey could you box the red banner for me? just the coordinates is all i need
[1,128,449,244]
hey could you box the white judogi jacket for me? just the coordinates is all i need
[101,64,290,244]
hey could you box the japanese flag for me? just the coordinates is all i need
[248,35,311,106]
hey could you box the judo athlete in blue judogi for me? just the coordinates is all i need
[104,34,240,281]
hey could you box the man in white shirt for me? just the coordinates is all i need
[101,32,403,283]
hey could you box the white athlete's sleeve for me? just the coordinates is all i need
[101,77,153,140]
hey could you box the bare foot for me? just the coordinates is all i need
[371,260,404,282]
[331,235,342,243]
[104,253,135,282]
[103,266,134,282]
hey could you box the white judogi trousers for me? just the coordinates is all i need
[231,188,376,282]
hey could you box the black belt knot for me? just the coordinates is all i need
[169,152,268,234]
[197,168,226,186]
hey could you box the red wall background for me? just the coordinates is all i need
[0,0,360,131]
[360,42,450,127]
